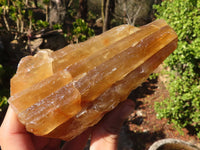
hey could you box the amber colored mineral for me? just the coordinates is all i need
[8,19,178,141]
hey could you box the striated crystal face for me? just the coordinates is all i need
[8,19,178,141]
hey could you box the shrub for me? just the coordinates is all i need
[0,64,9,111]
[69,18,95,43]
[154,0,200,138]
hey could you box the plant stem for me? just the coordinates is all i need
[101,0,104,30]
[3,15,10,31]
[103,0,109,32]
[46,5,49,22]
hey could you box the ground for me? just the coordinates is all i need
[1,62,199,150]
[117,66,200,150]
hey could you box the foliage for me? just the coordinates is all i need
[0,0,52,36]
[69,18,95,43]
[0,1,95,107]
[35,20,49,30]
[43,0,50,5]
[154,0,200,138]
[149,73,159,80]
[88,11,98,21]
[0,96,7,112]
[0,64,9,111]
[53,23,62,30]
[0,1,95,43]
[66,7,77,20]
[0,0,28,33]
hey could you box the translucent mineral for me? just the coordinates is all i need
[8,19,178,141]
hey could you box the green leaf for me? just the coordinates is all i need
[154,0,200,138]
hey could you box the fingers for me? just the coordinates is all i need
[0,100,135,150]
[0,106,35,150]
[0,106,61,150]
[0,106,25,134]
[61,128,91,150]
[32,136,61,150]
[90,99,135,150]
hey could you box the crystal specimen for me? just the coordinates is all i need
[8,19,178,141]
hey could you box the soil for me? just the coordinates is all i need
[1,23,199,150]
[117,67,200,150]
[1,66,200,150]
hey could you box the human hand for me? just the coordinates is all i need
[0,99,135,150]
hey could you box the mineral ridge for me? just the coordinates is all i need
[8,19,178,140]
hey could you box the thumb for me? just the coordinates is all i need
[90,99,135,150]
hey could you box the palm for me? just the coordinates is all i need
[0,100,134,150]
[28,135,61,150]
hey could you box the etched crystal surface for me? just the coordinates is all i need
[8,20,178,140]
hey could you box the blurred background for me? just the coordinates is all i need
[0,0,200,149]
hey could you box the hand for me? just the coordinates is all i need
[0,99,135,150]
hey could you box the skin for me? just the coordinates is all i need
[0,99,135,150]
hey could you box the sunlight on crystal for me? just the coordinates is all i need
[8,19,177,141]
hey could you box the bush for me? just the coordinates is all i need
[69,18,95,43]
[154,0,200,138]
[0,64,9,111]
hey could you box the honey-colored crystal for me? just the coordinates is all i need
[8,19,178,141]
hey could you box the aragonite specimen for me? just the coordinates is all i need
[8,19,178,141]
